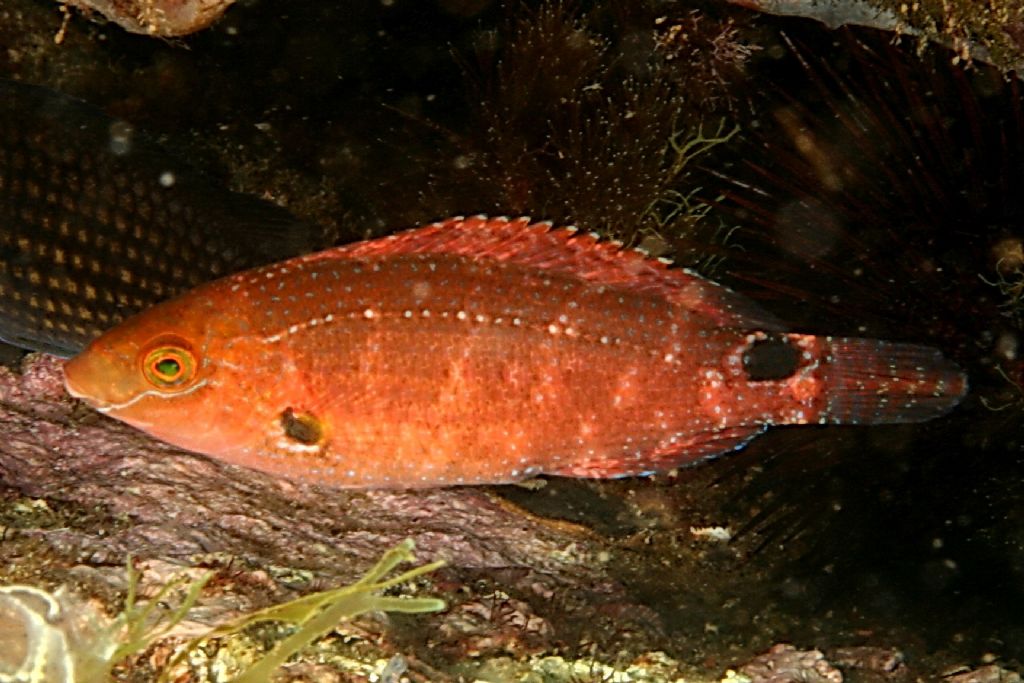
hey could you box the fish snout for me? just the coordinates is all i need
[63,346,139,410]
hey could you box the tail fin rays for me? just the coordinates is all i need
[823,338,968,425]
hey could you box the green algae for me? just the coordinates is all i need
[159,538,445,682]
[639,118,739,266]
[112,556,215,675]
[0,539,444,682]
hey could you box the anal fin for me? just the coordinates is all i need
[549,425,765,479]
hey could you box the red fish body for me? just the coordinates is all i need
[63,217,967,488]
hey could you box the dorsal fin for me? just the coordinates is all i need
[309,216,783,330]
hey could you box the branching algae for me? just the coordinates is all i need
[0,539,445,682]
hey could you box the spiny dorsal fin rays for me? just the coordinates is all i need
[293,216,784,331]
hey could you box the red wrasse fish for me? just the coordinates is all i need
[63,216,968,488]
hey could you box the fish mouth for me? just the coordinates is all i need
[62,351,129,412]
[62,358,93,400]
[62,363,112,411]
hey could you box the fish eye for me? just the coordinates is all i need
[142,345,196,389]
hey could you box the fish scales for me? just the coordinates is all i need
[0,79,316,357]
[63,216,968,488]
[238,254,697,483]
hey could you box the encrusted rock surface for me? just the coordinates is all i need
[59,0,234,36]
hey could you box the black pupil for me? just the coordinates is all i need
[155,357,181,378]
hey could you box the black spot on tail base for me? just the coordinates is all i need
[743,337,800,381]
[281,408,323,445]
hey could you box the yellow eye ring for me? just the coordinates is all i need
[142,346,196,389]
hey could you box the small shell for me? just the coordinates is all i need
[0,584,111,682]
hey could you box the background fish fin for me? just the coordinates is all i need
[0,327,81,358]
[547,425,765,479]
[314,216,785,331]
[210,191,323,262]
[2,78,321,265]
[0,79,321,357]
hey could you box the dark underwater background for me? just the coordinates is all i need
[0,0,1021,680]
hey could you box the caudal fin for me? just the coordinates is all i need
[821,337,968,425]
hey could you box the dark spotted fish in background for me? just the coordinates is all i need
[64,216,969,489]
[0,79,317,357]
